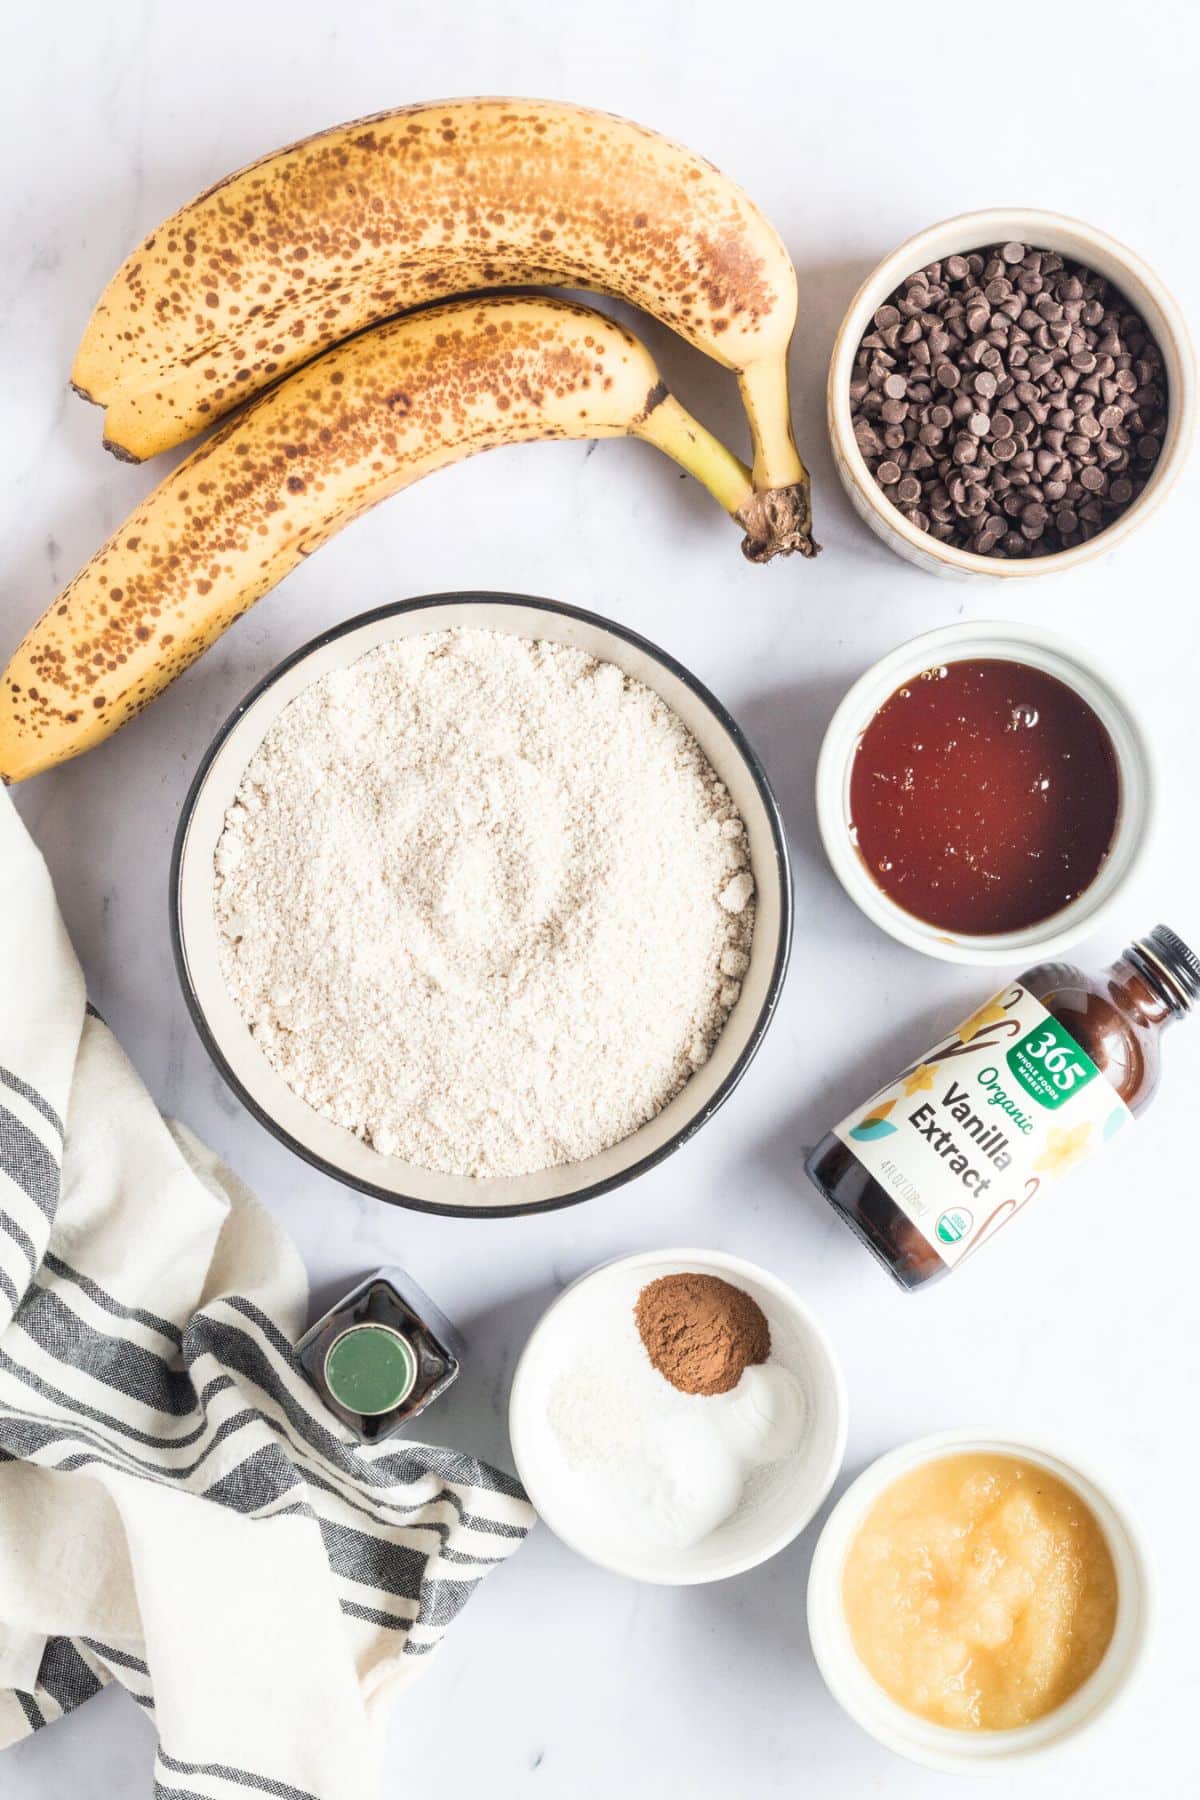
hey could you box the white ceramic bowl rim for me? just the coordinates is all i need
[828,206,1196,579]
[508,1248,849,1585]
[815,619,1155,966]
[171,592,794,1216]
[806,1426,1156,1774]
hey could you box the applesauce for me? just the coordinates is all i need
[842,1452,1118,1730]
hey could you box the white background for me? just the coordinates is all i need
[4,2,1198,1794]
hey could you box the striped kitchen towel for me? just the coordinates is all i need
[0,790,535,1800]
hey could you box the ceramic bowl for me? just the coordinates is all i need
[171,593,792,1216]
[815,619,1154,965]
[806,1428,1155,1773]
[828,207,1195,578]
[509,1249,848,1584]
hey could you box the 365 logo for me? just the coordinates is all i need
[1007,1019,1100,1110]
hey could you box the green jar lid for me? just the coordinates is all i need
[324,1323,417,1416]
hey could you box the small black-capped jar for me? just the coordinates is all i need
[805,926,1200,1291]
[297,1268,463,1441]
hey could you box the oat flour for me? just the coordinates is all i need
[214,629,755,1178]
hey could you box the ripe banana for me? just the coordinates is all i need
[3,295,762,783]
[72,97,814,555]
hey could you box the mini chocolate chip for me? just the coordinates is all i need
[849,241,1166,556]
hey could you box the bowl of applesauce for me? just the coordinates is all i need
[806,1428,1155,1772]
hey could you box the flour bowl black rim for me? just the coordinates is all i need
[170,592,794,1218]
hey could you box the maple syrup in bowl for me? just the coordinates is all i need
[815,621,1153,965]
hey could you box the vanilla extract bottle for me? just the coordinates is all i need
[805,927,1200,1290]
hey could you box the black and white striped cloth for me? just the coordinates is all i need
[0,793,535,1798]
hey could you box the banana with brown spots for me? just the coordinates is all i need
[3,295,764,783]
[72,98,815,559]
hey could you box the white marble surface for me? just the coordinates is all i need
[4,3,1199,1794]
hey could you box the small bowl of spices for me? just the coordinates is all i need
[508,1249,847,1584]
[816,620,1153,964]
[828,208,1194,576]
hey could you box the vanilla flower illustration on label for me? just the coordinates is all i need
[836,984,1133,1269]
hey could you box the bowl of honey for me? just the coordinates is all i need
[815,620,1153,965]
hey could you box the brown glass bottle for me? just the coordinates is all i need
[296,1268,463,1442]
[805,926,1200,1291]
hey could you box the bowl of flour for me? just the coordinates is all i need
[172,593,792,1214]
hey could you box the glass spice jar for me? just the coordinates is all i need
[297,1267,463,1441]
[805,926,1200,1291]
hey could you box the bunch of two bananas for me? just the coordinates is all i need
[2,98,816,783]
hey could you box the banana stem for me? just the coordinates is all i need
[735,356,820,561]
[635,389,755,518]
[738,356,805,492]
[637,385,818,563]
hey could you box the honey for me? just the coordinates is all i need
[849,658,1120,936]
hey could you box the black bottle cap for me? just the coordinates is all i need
[1132,925,1200,1013]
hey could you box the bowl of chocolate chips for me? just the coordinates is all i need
[828,208,1195,577]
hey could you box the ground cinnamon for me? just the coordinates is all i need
[634,1273,770,1396]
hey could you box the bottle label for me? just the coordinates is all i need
[832,983,1132,1269]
